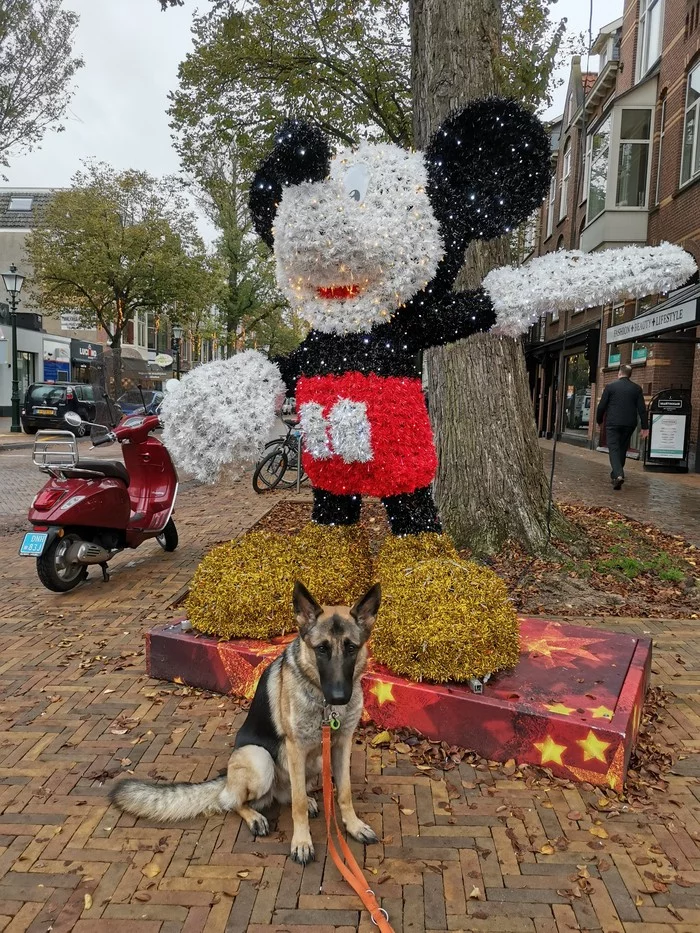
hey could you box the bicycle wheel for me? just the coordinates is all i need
[276,439,305,488]
[253,447,289,493]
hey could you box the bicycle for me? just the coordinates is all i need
[252,418,308,493]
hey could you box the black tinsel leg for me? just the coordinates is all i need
[381,486,442,536]
[311,488,362,526]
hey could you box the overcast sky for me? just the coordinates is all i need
[5,0,616,238]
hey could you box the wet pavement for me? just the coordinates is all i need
[543,438,700,546]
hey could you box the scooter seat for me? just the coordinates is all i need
[65,458,130,486]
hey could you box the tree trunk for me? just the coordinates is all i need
[111,336,122,398]
[410,0,575,555]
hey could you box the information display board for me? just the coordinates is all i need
[644,389,691,473]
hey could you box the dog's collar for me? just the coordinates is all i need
[322,706,341,730]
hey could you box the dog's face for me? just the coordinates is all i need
[293,581,381,706]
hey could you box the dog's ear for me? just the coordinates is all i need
[351,583,381,637]
[293,581,323,637]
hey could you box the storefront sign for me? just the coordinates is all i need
[60,312,83,330]
[650,414,686,459]
[70,338,102,363]
[606,298,699,344]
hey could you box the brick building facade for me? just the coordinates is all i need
[525,0,700,465]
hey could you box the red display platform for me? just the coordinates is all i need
[146,618,651,791]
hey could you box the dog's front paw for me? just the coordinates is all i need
[307,795,319,818]
[345,818,379,845]
[246,812,269,838]
[290,835,315,864]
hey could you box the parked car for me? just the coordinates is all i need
[117,389,164,416]
[21,383,98,436]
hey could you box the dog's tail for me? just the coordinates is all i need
[110,775,227,822]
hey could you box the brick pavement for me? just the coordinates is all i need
[0,477,700,932]
[542,439,700,547]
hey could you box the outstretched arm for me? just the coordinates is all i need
[389,289,496,352]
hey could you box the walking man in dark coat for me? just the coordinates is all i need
[596,364,648,490]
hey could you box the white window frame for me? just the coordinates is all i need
[559,142,571,220]
[655,97,666,204]
[615,107,653,208]
[586,114,612,223]
[681,62,700,187]
[136,312,147,348]
[546,173,556,238]
[637,0,664,81]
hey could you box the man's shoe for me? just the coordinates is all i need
[612,476,624,490]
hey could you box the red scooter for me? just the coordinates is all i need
[21,409,179,592]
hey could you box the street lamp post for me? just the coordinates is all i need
[172,324,183,379]
[1,264,25,433]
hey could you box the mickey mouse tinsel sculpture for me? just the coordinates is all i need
[162,98,696,684]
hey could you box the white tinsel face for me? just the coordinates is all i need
[273,143,445,334]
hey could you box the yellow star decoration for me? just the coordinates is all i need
[545,702,576,716]
[577,730,611,763]
[534,735,567,766]
[370,680,395,706]
[588,705,615,721]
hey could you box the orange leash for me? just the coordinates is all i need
[322,724,394,932]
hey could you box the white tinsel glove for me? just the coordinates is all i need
[160,350,285,484]
[484,242,697,337]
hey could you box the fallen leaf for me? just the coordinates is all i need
[400,808,415,815]
[590,826,609,839]
[540,844,555,855]
[567,811,583,821]
[237,870,249,878]
[83,894,92,910]
[394,743,411,754]
[109,728,128,736]
[142,863,160,878]
[468,886,481,899]
[371,731,392,747]
[635,895,644,906]
[134,892,151,902]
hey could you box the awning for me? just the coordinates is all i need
[606,283,700,345]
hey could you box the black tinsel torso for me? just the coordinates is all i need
[275,287,497,393]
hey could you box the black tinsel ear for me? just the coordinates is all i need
[248,120,332,248]
[425,98,551,243]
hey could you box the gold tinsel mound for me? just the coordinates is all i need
[294,523,373,606]
[372,533,521,682]
[185,525,372,640]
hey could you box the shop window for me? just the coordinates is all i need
[616,109,652,207]
[562,352,591,435]
[681,62,700,186]
[608,343,622,367]
[631,297,654,363]
[586,115,611,222]
[18,351,35,395]
[559,141,571,220]
[637,0,664,80]
[147,312,157,351]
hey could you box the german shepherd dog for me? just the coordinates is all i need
[110,581,381,864]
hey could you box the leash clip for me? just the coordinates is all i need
[323,705,341,730]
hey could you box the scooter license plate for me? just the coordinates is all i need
[19,532,48,556]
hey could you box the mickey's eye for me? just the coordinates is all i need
[343,163,370,203]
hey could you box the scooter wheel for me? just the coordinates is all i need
[156,518,178,552]
[36,534,88,593]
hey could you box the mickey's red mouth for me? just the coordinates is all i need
[316,284,361,300]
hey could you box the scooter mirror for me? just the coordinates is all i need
[64,412,82,427]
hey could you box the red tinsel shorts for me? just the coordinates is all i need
[296,372,437,498]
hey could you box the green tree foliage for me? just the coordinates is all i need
[169,1,568,170]
[0,0,83,169]
[182,140,290,355]
[25,162,216,393]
